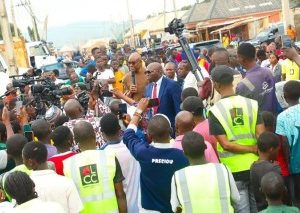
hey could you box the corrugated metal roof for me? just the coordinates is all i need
[183,0,296,23]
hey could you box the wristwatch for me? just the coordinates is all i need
[133,108,143,121]
[135,108,143,115]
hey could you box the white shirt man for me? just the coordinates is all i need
[30,169,83,213]
[8,198,65,213]
[183,68,209,91]
[93,69,115,91]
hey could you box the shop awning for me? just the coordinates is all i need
[197,17,249,30]
[210,16,267,34]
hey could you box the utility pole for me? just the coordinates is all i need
[17,0,40,41]
[172,0,178,18]
[42,15,48,41]
[126,0,135,48]
[281,0,294,33]
[26,0,39,41]
[10,0,18,37]
[163,0,167,38]
[0,0,17,75]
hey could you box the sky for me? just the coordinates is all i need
[9,0,197,33]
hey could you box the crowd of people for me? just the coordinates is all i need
[0,34,300,213]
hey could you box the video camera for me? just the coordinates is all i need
[165,18,204,81]
[10,68,43,92]
[31,83,72,97]
[164,18,185,37]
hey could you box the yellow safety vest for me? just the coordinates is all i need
[175,163,234,213]
[209,95,259,173]
[63,150,118,213]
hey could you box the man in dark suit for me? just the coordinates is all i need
[144,62,182,133]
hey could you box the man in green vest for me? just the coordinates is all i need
[63,121,127,213]
[171,131,240,212]
[208,65,265,213]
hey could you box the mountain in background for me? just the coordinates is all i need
[47,20,139,48]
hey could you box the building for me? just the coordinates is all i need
[124,10,187,47]
[182,0,297,41]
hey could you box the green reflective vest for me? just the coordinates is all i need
[175,163,234,213]
[63,150,118,213]
[209,95,259,173]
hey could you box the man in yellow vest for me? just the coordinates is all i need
[170,131,240,213]
[208,65,265,213]
[63,121,127,213]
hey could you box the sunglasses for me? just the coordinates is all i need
[144,70,155,75]
[128,60,140,65]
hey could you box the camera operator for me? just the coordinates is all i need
[2,84,18,106]
[63,89,111,149]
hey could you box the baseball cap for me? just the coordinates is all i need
[211,65,234,85]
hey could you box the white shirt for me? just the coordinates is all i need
[0,150,7,170]
[261,59,270,68]
[170,163,240,212]
[93,69,115,90]
[8,198,65,213]
[152,76,163,98]
[30,170,83,213]
[93,69,114,80]
[103,141,140,213]
[183,68,209,91]
[54,78,65,85]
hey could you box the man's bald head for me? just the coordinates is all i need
[175,111,195,136]
[129,52,141,62]
[73,121,96,149]
[146,62,163,82]
[147,114,171,142]
[128,52,142,72]
[212,48,230,66]
[64,99,83,119]
[148,62,163,71]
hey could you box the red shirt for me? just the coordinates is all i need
[175,52,182,63]
[276,136,289,177]
[48,151,76,175]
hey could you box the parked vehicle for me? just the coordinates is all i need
[26,41,57,68]
[246,23,284,46]
[40,60,79,80]
[166,39,222,58]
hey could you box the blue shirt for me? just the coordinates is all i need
[80,60,96,76]
[236,65,276,113]
[276,104,300,174]
[123,127,189,213]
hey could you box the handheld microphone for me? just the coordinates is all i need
[131,71,136,85]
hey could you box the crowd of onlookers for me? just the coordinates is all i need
[0,34,299,213]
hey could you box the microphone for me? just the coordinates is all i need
[130,71,136,98]
[131,71,136,85]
